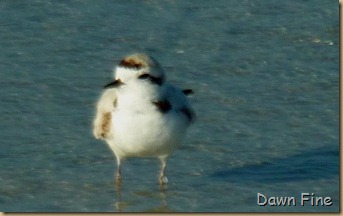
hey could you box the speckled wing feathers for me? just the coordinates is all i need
[93,88,117,139]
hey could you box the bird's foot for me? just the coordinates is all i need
[115,173,122,183]
[159,175,168,185]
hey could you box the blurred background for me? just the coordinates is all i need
[0,0,339,212]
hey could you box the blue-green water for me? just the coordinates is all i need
[0,0,339,212]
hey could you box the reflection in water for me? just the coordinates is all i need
[114,180,125,212]
[159,184,168,210]
[142,184,172,212]
[113,180,171,212]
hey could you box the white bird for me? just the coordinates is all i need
[93,53,194,184]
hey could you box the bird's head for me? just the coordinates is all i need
[104,53,165,89]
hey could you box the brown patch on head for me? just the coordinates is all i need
[119,59,143,70]
[119,53,151,70]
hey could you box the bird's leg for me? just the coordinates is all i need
[115,157,122,184]
[116,167,122,183]
[114,158,123,212]
[159,157,168,185]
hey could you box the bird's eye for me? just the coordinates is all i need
[138,74,150,79]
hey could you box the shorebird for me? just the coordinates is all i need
[93,53,194,184]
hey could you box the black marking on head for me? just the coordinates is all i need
[153,100,171,113]
[103,79,124,89]
[180,107,195,123]
[182,89,194,95]
[119,59,144,70]
[138,73,164,85]
[138,73,150,80]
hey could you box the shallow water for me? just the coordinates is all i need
[0,0,339,212]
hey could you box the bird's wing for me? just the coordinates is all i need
[93,88,117,139]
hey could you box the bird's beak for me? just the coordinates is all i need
[103,79,124,89]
